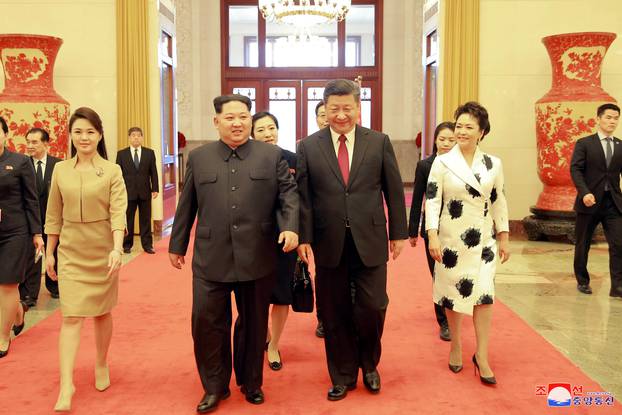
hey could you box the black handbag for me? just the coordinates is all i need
[291,258,314,313]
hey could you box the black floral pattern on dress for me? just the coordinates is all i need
[448,199,464,219]
[490,187,498,204]
[474,173,481,183]
[466,184,481,198]
[477,294,494,305]
[483,154,493,170]
[442,248,459,269]
[461,228,481,248]
[456,278,474,298]
[426,181,438,199]
[482,246,495,263]
[440,296,454,310]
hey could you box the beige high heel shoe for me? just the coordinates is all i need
[54,385,76,412]
[95,365,110,391]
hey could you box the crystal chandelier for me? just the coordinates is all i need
[258,0,351,27]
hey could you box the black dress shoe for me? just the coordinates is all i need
[363,370,381,394]
[327,383,356,401]
[240,386,264,405]
[123,248,132,254]
[22,296,36,308]
[315,320,325,338]
[577,284,593,295]
[0,339,11,358]
[144,248,156,254]
[197,389,230,413]
[267,350,282,371]
[610,287,622,298]
[50,292,60,299]
[439,325,451,341]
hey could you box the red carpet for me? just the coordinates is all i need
[1,236,618,414]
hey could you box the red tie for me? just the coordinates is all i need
[338,135,349,184]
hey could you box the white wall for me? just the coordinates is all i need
[0,0,117,154]
[480,0,622,220]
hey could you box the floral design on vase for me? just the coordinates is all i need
[535,32,616,211]
[0,34,69,159]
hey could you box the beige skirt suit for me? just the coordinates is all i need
[45,154,127,317]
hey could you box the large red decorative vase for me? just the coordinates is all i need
[0,34,69,159]
[535,32,617,211]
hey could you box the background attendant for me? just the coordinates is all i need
[252,111,296,371]
[570,103,622,297]
[297,79,408,400]
[46,107,127,411]
[20,128,62,307]
[426,102,509,385]
[116,127,159,254]
[0,116,44,357]
[408,121,455,342]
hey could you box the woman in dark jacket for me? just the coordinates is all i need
[0,116,44,357]
[251,111,297,371]
[408,121,455,341]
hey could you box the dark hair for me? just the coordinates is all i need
[128,126,143,136]
[454,101,491,140]
[323,79,360,103]
[315,100,325,116]
[251,111,279,138]
[597,103,620,117]
[213,94,252,114]
[26,127,50,143]
[0,116,8,135]
[69,107,108,159]
[432,121,455,154]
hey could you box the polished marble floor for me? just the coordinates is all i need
[17,236,622,400]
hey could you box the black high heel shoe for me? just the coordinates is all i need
[12,301,28,336]
[0,339,11,358]
[472,354,496,385]
[268,350,282,371]
[448,363,463,373]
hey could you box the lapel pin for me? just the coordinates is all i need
[96,167,104,177]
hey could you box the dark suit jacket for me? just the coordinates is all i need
[31,154,61,222]
[297,125,408,268]
[0,150,41,236]
[116,146,159,200]
[168,140,299,282]
[408,154,435,238]
[570,133,622,214]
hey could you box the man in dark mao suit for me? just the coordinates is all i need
[20,128,61,306]
[168,94,299,413]
[296,79,408,401]
[115,127,159,254]
[570,103,622,297]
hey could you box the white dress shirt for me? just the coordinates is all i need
[597,131,614,160]
[32,153,48,174]
[330,127,355,169]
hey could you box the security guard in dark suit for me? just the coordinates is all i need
[20,128,61,305]
[168,94,298,413]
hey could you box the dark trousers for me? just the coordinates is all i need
[423,236,448,328]
[315,229,387,386]
[123,198,153,250]
[192,275,274,394]
[19,233,58,300]
[574,191,622,290]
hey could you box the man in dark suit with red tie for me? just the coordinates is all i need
[19,128,61,306]
[116,127,159,254]
[296,79,408,400]
[570,103,622,297]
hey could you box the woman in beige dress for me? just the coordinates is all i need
[45,107,127,411]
